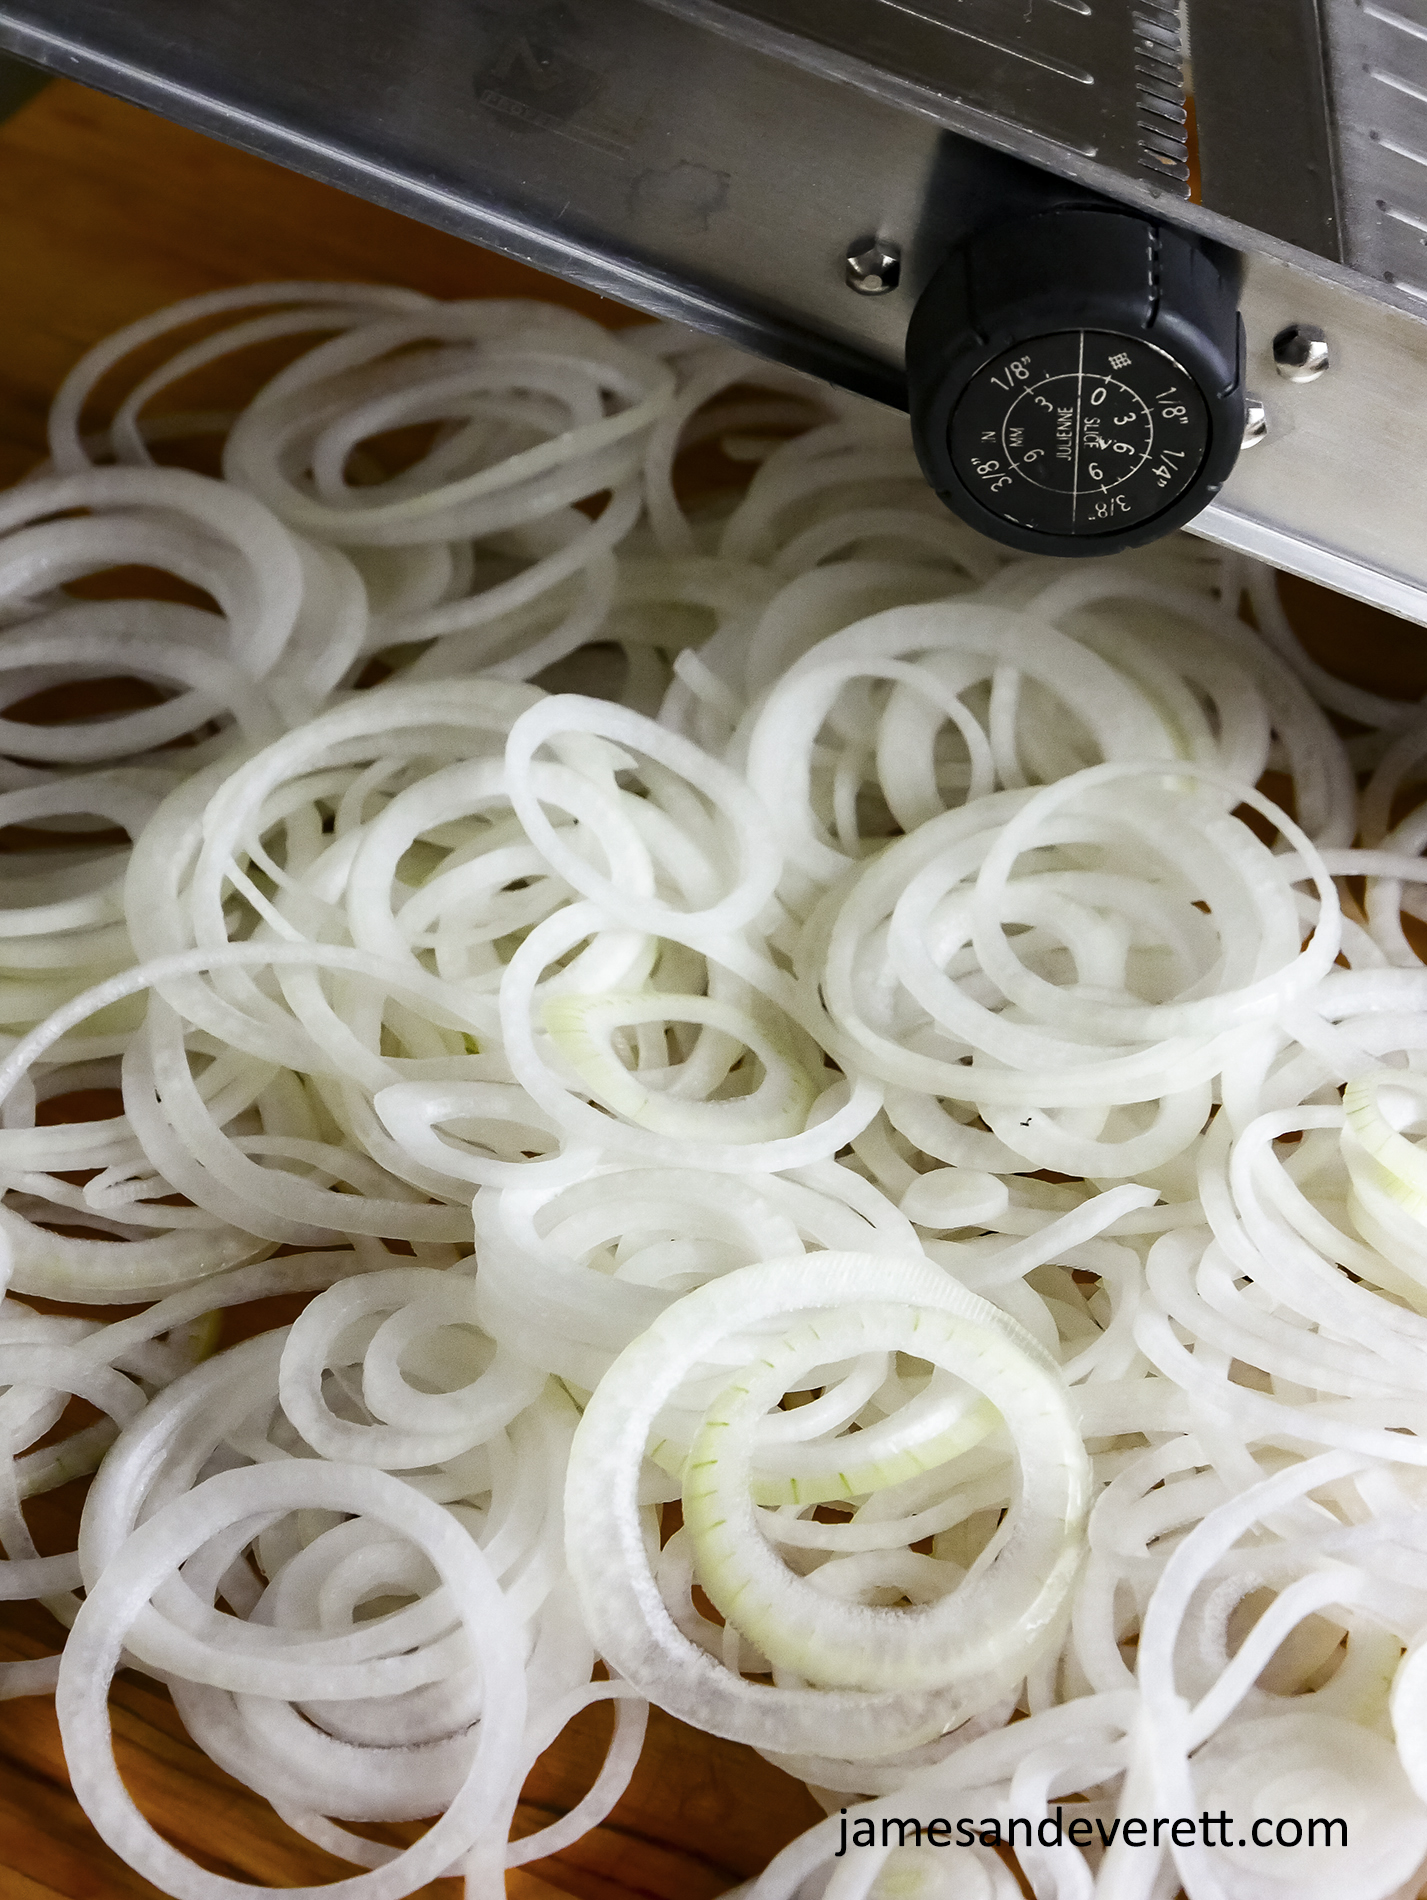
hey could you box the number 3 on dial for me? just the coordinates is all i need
[971,456,1011,493]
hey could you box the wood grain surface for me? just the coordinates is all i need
[0,70,1423,1900]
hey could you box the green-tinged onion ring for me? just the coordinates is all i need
[565,1253,1088,1755]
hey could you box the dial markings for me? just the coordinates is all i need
[949,331,1210,537]
[1071,329,1084,520]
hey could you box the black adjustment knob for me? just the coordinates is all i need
[906,207,1246,556]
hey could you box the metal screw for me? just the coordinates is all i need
[845,236,901,295]
[1242,394,1268,448]
[1273,322,1330,382]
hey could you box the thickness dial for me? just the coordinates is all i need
[949,331,1209,537]
[905,206,1245,557]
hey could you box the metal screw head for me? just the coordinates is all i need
[1273,322,1330,382]
[1242,394,1268,447]
[845,236,901,295]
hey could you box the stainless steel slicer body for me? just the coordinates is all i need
[2,1,1426,615]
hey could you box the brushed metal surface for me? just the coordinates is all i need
[699,0,1194,194]
[0,0,945,404]
[647,0,1144,168]
[1198,247,1427,625]
[0,0,1225,397]
[648,0,1233,217]
[1322,0,1427,299]
[1185,0,1341,260]
[7,0,1427,314]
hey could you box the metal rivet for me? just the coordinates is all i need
[845,237,901,295]
[1273,322,1330,382]
[1242,395,1268,448]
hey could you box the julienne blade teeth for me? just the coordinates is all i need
[1132,4,1192,194]
[1,281,1426,1900]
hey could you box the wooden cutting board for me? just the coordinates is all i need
[0,70,1423,1900]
